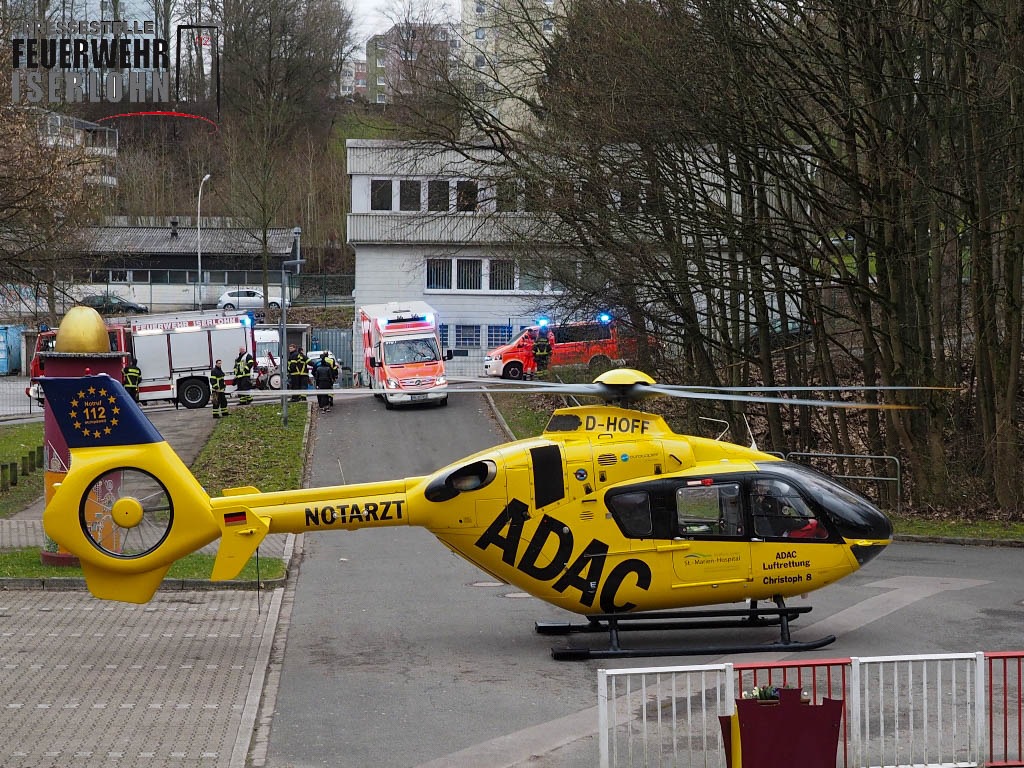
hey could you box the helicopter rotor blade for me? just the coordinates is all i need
[655,384,957,394]
[447,382,916,409]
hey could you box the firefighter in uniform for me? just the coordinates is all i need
[122,357,142,402]
[532,329,552,376]
[233,346,255,405]
[287,343,309,402]
[210,359,228,418]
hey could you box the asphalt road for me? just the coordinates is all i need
[257,393,1024,768]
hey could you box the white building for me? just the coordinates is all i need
[347,139,562,374]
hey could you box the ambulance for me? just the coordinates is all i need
[356,302,452,408]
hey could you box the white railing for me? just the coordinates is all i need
[598,652,1013,768]
[598,664,734,768]
[850,653,984,768]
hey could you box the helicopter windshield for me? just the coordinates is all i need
[754,462,892,541]
[383,337,440,365]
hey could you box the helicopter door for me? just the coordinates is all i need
[669,481,751,588]
[748,476,850,590]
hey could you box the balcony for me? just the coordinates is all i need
[347,212,545,245]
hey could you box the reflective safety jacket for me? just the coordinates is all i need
[210,366,226,392]
[532,335,551,359]
[123,365,142,389]
[234,352,254,377]
[288,350,308,376]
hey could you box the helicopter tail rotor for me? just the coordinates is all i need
[39,375,242,602]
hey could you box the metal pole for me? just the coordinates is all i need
[280,230,304,426]
[280,261,288,424]
[197,173,211,311]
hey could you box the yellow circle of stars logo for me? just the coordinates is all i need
[68,386,121,440]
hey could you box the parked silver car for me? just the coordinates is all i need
[216,288,290,310]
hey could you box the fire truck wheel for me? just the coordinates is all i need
[178,378,211,409]
[503,362,524,380]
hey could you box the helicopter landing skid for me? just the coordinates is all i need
[538,599,836,661]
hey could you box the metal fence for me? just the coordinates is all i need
[598,651,1023,768]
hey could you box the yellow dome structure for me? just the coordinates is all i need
[54,306,110,353]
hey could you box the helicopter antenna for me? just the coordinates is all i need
[744,414,758,450]
[698,416,730,441]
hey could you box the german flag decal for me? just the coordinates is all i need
[224,511,248,527]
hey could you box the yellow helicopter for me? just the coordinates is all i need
[38,369,916,660]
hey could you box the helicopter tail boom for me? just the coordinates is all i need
[39,374,418,603]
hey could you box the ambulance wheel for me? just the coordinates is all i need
[178,378,211,409]
[438,396,449,407]
[503,362,524,380]
[384,398,395,410]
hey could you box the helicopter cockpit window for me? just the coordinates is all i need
[606,491,653,538]
[675,483,744,537]
[750,478,828,540]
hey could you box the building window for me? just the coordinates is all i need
[475,54,486,69]
[400,180,422,211]
[519,268,544,291]
[496,180,518,212]
[377,75,386,86]
[475,2,485,12]
[487,324,513,346]
[438,324,449,347]
[489,259,514,290]
[427,180,449,211]
[475,27,486,39]
[455,324,481,348]
[542,19,554,32]
[130,270,150,282]
[376,58,385,67]
[457,258,482,289]
[376,93,387,103]
[371,179,393,210]
[426,258,452,289]
[456,180,479,212]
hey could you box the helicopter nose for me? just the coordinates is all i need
[849,539,890,566]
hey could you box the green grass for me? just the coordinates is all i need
[0,547,286,580]
[192,403,308,494]
[890,515,1024,541]
[0,421,45,519]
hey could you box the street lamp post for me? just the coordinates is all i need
[280,226,304,425]
[197,173,211,311]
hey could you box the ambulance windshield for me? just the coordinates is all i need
[384,337,441,365]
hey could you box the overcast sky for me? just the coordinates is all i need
[349,0,458,46]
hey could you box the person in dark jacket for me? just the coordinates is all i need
[210,359,228,418]
[122,357,142,402]
[233,346,255,405]
[313,352,335,412]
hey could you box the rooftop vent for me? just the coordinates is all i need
[170,217,178,237]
